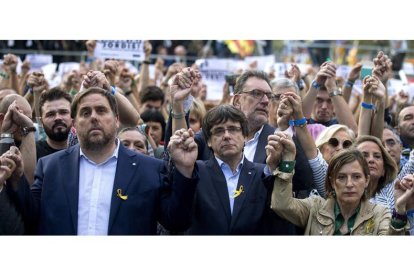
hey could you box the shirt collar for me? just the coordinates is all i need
[334,200,361,235]
[80,139,120,165]
[247,125,264,142]
[215,154,244,174]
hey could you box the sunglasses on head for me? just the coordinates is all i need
[328,137,353,149]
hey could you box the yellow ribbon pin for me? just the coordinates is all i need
[233,185,244,198]
[117,189,128,200]
[365,218,375,234]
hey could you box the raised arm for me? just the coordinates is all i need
[137,40,152,95]
[27,72,48,119]
[342,63,362,103]
[357,75,386,138]
[18,61,31,95]
[1,102,36,184]
[268,131,311,227]
[302,62,335,118]
[82,70,140,127]
[285,64,307,99]
[370,51,393,138]
[284,91,326,196]
[2,54,19,93]
[170,67,201,133]
[117,68,140,112]
[324,64,358,133]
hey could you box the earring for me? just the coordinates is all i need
[331,190,336,198]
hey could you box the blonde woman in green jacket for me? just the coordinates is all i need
[266,131,412,235]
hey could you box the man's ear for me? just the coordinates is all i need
[233,94,241,109]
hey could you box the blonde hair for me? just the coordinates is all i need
[354,135,398,195]
[315,124,355,149]
[189,98,207,122]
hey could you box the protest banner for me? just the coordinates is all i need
[244,55,275,71]
[196,58,239,101]
[25,54,53,71]
[95,40,144,61]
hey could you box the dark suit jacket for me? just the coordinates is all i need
[13,144,198,235]
[0,187,24,235]
[187,157,292,235]
[192,124,315,195]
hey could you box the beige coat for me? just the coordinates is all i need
[270,169,407,235]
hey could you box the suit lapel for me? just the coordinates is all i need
[253,124,275,163]
[61,145,81,233]
[107,145,139,233]
[230,158,256,229]
[207,158,232,223]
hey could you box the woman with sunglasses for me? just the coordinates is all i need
[266,132,412,235]
[315,124,356,162]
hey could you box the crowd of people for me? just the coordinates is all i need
[0,40,414,236]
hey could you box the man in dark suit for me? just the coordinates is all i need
[11,86,199,235]
[187,105,290,235]
[166,68,315,234]
[168,69,315,198]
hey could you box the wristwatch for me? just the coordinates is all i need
[21,126,36,136]
[329,89,343,97]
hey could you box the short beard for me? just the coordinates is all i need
[247,112,267,133]
[82,131,115,152]
[44,125,70,142]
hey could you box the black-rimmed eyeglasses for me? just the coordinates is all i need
[240,89,279,101]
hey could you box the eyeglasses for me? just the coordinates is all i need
[241,89,278,101]
[328,138,353,149]
[211,126,242,137]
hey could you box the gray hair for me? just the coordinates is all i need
[271,78,298,94]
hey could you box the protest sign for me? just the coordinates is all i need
[244,55,275,71]
[25,54,53,71]
[57,62,80,77]
[95,40,144,61]
[196,58,238,100]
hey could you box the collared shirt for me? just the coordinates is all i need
[77,140,120,235]
[244,125,264,162]
[334,201,360,235]
[215,155,244,214]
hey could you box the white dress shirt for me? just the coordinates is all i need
[244,125,264,162]
[215,156,244,214]
[77,140,120,235]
